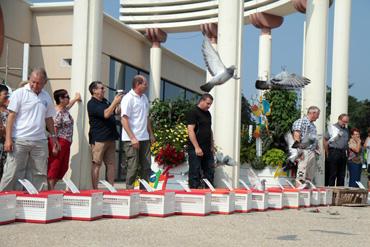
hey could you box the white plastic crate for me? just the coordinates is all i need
[298,189,311,207]
[310,189,320,206]
[0,193,16,225]
[319,187,333,206]
[103,191,140,219]
[170,190,212,216]
[139,191,175,217]
[283,189,300,209]
[63,190,104,221]
[251,190,268,211]
[15,191,63,224]
[210,190,235,214]
[233,189,252,213]
[267,188,284,210]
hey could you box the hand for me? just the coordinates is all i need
[52,137,61,155]
[131,137,139,149]
[113,94,124,105]
[4,138,13,152]
[150,134,156,144]
[195,147,203,157]
[74,92,82,102]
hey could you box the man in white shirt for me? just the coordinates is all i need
[0,68,60,191]
[120,75,154,189]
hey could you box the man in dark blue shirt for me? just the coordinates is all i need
[87,81,123,189]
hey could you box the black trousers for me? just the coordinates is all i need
[326,148,347,186]
[188,148,214,189]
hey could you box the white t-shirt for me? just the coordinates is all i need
[8,84,55,140]
[120,89,149,141]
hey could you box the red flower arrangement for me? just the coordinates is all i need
[154,144,185,168]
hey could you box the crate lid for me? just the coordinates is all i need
[267,187,283,193]
[166,189,210,195]
[63,190,103,197]
[11,191,63,198]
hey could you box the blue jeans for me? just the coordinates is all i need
[347,161,362,187]
[188,148,214,189]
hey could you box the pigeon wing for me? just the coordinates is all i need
[202,37,226,76]
[271,74,310,89]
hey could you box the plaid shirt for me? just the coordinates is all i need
[292,115,318,150]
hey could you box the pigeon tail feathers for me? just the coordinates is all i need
[200,82,214,92]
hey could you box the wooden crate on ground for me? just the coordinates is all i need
[331,187,368,206]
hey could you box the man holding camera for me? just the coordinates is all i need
[87,81,123,189]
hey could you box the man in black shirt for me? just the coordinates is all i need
[87,81,123,189]
[186,93,214,189]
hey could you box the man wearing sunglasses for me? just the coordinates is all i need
[87,81,123,189]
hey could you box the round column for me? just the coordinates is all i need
[214,0,244,188]
[330,0,352,123]
[301,0,330,186]
[145,28,167,102]
[200,23,218,130]
[250,13,283,157]
[69,0,103,189]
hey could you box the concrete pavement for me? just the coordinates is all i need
[1,206,369,247]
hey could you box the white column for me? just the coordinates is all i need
[214,0,243,188]
[22,43,29,81]
[208,41,217,131]
[258,29,272,82]
[69,0,103,189]
[256,28,272,157]
[149,45,162,102]
[302,0,329,186]
[330,0,352,124]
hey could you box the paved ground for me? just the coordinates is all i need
[1,205,369,247]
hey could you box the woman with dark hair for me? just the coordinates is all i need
[47,89,81,189]
[0,84,8,180]
[347,128,362,187]
[363,127,370,189]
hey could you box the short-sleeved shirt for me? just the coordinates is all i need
[120,89,150,141]
[8,84,55,140]
[186,106,212,150]
[87,97,119,144]
[324,123,349,150]
[54,108,74,143]
[292,115,317,151]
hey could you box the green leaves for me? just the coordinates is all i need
[262,148,287,168]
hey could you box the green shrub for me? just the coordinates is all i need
[262,148,286,168]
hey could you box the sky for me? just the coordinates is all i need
[31,0,370,101]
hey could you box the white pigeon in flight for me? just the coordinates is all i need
[255,69,310,90]
[200,37,239,92]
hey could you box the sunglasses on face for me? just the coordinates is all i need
[61,95,70,99]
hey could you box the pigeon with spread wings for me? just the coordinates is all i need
[200,37,239,92]
[255,69,310,90]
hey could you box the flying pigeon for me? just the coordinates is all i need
[200,37,239,92]
[255,70,310,90]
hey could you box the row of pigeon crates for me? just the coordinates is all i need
[0,180,335,225]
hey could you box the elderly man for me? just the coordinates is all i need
[292,106,320,184]
[0,68,60,191]
[324,114,349,186]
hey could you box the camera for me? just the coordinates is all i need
[116,89,125,95]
